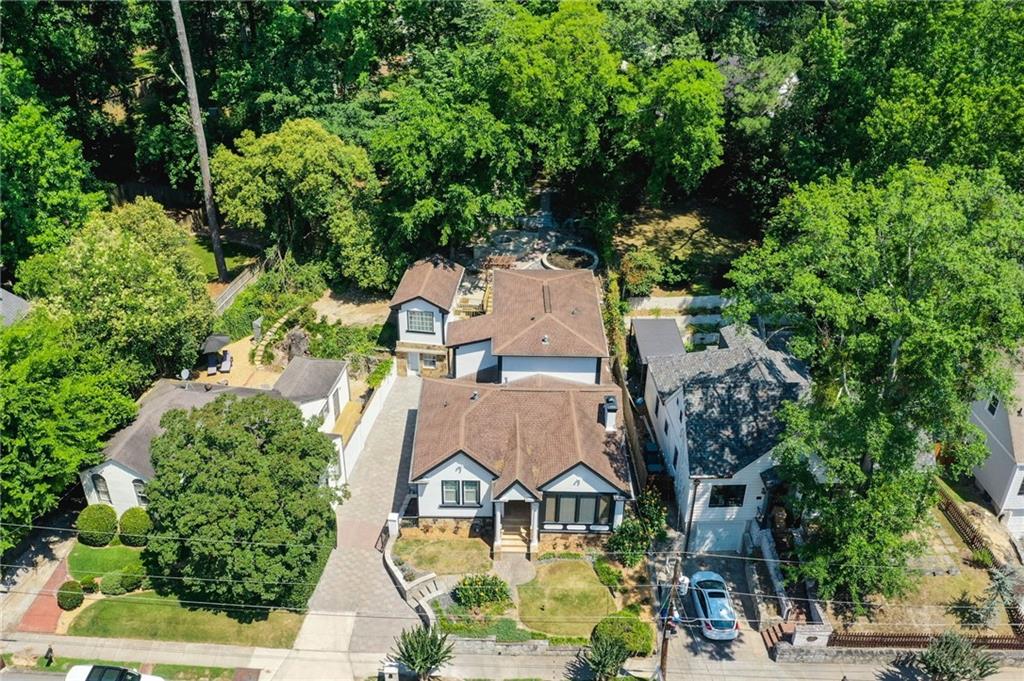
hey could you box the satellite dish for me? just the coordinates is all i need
[179,368,190,381]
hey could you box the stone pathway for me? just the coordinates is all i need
[293,376,422,655]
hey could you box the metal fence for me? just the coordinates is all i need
[828,631,1024,650]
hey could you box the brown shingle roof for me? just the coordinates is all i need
[389,256,465,311]
[411,375,630,497]
[446,269,608,357]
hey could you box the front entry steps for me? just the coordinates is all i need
[496,522,531,559]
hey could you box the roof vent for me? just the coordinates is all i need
[570,307,578,316]
[541,335,550,345]
[470,390,479,401]
[542,284,552,313]
[603,395,619,431]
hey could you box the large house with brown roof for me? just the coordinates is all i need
[405,264,633,557]
[389,256,465,377]
[446,269,609,384]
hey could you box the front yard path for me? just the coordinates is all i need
[293,376,422,655]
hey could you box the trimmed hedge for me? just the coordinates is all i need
[594,556,623,590]
[76,504,117,546]
[57,580,84,610]
[100,571,126,596]
[592,609,654,656]
[119,507,152,546]
[80,575,98,593]
[453,574,511,609]
[119,563,145,592]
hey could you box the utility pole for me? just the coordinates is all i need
[658,556,683,681]
[170,0,229,283]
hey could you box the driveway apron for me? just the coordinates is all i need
[294,376,422,654]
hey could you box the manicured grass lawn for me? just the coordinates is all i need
[152,663,236,680]
[68,542,143,581]
[518,560,616,637]
[394,536,491,575]
[68,591,303,648]
[185,236,261,282]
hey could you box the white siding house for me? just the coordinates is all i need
[389,256,464,376]
[970,370,1024,539]
[82,460,150,516]
[642,325,808,552]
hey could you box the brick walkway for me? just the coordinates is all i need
[17,558,69,633]
[293,376,422,655]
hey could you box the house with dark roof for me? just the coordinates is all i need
[446,269,609,384]
[389,256,465,377]
[408,267,633,558]
[642,325,808,552]
[80,358,349,515]
[970,356,1024,541]
[630,318,686,384]
[1,289,29,326]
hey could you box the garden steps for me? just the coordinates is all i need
[252,305,303,368]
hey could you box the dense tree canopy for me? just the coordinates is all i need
[145,394,337,609]
[16,198,212,377]
[727,164,1024,603]
[0,310,139,553]
[1,53,105,271]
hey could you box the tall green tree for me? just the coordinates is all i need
[726,164,1024,604]
[212,118,385,288]
[1,53,105,271]
[0,310,139,553]
[145,394,337,609]
[16,198,212,377]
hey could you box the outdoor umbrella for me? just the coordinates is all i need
[200,333,231,355]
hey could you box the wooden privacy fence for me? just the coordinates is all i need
[213,250,281,315]
[828,631,1024,650]
[611,356,647,491]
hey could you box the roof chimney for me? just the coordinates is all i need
[603,395,619,432]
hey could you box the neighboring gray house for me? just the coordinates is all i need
[642,324,808,551]
[1,289,29,326]
[81,357,350,515]
[970,358,1024,540]
[630,318,686,384]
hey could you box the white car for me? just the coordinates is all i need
[65,665,164,681]
[689,570,740,641]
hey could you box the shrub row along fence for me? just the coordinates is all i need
[936,484,1024,638]
[214,250,281,315]
[828,632,1024,650]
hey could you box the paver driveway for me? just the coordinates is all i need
[294,376,422,654]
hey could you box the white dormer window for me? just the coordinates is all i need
[407,310,435,334]
[988,396,1000,416]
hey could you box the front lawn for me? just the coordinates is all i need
[68,591,303,648]
[0,654,234,681]
[393,537,491,575]
[518,560,617,637]
[68,543,143,581]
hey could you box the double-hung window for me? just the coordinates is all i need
[133,479,149,506]
[407,310,435,334]
[988,396,1000,416]
[708,484,746,508]
[543,493,614,525]
[440,480,481,507]
[91,474,111,504]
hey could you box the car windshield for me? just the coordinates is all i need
[86,668,130,681]
[696,579,727,591]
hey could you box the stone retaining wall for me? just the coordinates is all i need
[451,636,584,656]
[775,641,1024,666]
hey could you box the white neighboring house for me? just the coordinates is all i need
[410,268,632,558]
[446,269,609,384]
[641,324,808,552]
[1,288,29,327]
[81,358,349,516]
[389,256,465,377]
[970,362,1024,539]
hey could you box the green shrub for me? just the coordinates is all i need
[367,358,393,388]
[80,576,98,593]
[971,547,995,569]
[607,518,649,568]
[453,574,511,609]
[100,571,126,596]
[76,505,117,546]
[119,563,145,592]
[620,249,663,297]
[586,633,629,680]
[592,609,655,656]
[594,557,623,589]
[214,257,326,340]
[118,507,152,547]
[56,580,84,610]
[636,487,668,541]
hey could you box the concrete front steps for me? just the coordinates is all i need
[496,523,530,558]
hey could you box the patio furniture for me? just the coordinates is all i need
[220,350,232,373]
[207,353,218,376]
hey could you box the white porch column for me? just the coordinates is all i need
[493,501,503,549]
[529,501,540,552]
[613,498,626,528]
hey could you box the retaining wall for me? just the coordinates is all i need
[775,641,1024,666]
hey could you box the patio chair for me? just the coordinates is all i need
[220,350,232,373]
[207,353,218,376]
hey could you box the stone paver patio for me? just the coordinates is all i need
[294,376,422,654]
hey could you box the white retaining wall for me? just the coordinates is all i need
[333,361,398,485]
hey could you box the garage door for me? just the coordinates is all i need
[690,521,745,553]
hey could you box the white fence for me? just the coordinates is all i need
[627,294,726,312]
[331,361,398,486]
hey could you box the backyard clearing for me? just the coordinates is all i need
[311,287,392,326]
[613,199,754,295]
[68,590,303,647]
[393,536,492,575]
[517,560,617,637]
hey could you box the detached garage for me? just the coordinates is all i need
[689,521,747,553]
